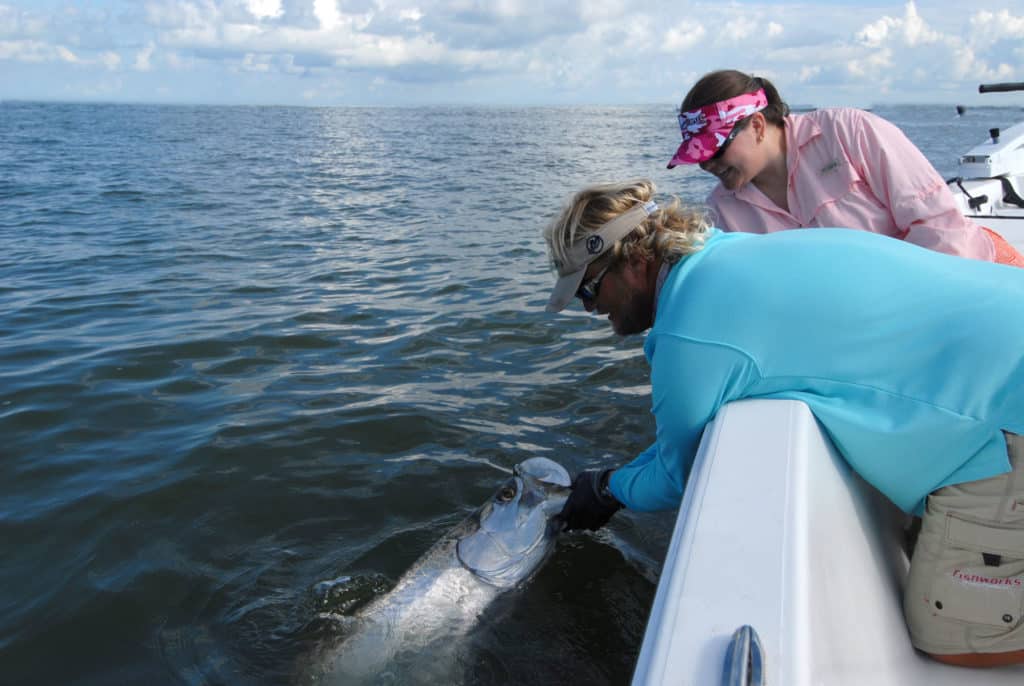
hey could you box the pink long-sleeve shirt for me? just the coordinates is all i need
[706,108,996,261]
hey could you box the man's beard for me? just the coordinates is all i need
[612,289,654,336]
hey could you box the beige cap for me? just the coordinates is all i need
[546,200,658,312]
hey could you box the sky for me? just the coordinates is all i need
[1,0,1022,108]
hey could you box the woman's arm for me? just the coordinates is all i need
[840,109,993,259]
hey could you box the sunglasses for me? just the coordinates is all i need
[709,116,750,161]
[577,263,611,302]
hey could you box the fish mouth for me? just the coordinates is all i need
[514,457,571,488]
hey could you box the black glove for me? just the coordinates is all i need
[558,469,623,532]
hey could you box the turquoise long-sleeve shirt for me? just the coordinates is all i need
[608,228,1024,515]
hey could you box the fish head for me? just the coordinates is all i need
[455,457,571,588]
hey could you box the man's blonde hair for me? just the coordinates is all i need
[544,179,710,272]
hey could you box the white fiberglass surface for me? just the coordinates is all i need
[982,216,1024,249]
[633,400,1024,686]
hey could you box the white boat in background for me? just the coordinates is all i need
[949,82,1024,247]
[632,84,1024,686]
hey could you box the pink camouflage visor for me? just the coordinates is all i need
[666,89,769,168]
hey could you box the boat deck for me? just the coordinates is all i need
[978,214,1024,250]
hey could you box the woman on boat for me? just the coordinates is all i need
[545,179,1024,667]
[667,69,1024,266]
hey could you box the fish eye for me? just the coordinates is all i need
[497,484,517,502]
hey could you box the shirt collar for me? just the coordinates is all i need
[652,229,723,320]
[787,111,821,149]
[652,261,672,320]
[784,112,822,179]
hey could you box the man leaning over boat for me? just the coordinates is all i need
[545,179,1024,667]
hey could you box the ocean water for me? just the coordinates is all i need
[1,100,1022,685]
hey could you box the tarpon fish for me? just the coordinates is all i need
[304,457,571,685]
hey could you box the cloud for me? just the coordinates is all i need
[969,8,1024,40]
[663,22,706,52]
[856,15,897,48]
[247,0,282,20]
[134,42,156,70]
[237,51,271,71]
[0,39,59,63]
[718,15,761,42]
[0,38,119,69]
[856,1,939,48]
[0,0,1022,105]
[847,47,894,80]
[312,0,342,30]
[0,4,49,39]
[798,66,821,82]
[846,1,1021,88]
[99,51,121,70]
[950,44,1015,82]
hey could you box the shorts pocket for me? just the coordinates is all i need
[946,514,1024,555]
[929,514,1024,628]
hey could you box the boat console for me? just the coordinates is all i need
[947,83,1024,243]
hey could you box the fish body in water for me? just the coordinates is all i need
[307,457,571,684]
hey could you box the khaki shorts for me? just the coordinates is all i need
[904,432,1024,655]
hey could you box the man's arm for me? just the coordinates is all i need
[610,334,760,511]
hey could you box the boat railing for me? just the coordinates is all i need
[979,82,1024,94]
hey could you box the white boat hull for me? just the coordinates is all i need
[632,400,1024,685]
